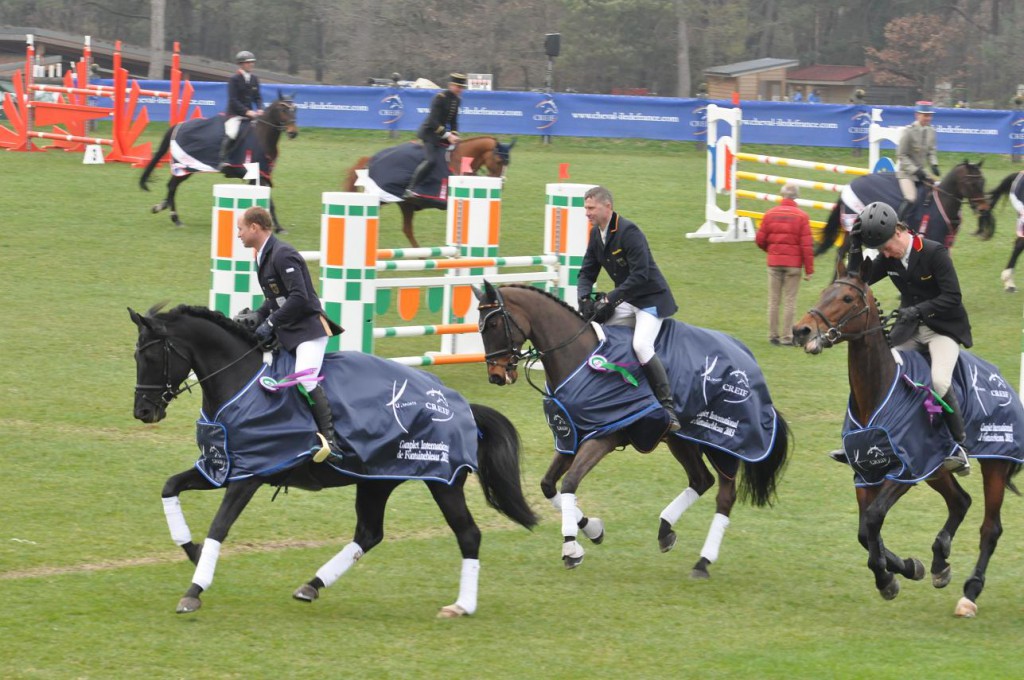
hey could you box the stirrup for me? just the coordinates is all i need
[312,433,340,464]
[942,446,970,477]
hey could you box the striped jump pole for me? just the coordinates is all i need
[319,191,379,353]
[545,183,596,304]
[441,175,504,355]
[209,184,271,317]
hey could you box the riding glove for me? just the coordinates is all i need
[592,300,616,324]
[931,164,940,177]
[887,306,920,347]
[255,320,278,350]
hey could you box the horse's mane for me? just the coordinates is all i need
[147,303,258,345]
[503,283,584,320]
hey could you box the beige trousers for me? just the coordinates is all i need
[767,266,802,343]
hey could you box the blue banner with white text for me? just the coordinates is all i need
[97,80,1020,155]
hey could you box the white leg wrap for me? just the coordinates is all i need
[315,542,364,588]
[161,496,192,546]
[192,538,222,591]
[659,487,700,526]
[699,513,731,564]
[560,493,579,538]
[548,492,585,523]
[454,558,480,615]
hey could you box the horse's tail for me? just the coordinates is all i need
[986,172,1017,211]
[738,411,791,508]
[343,156,370,191]
[1006,461,1022,497]
[139,126,174,191]
[814,202,843,257]
[471,403,539,529]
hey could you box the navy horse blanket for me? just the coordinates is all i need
[839,350,1024,486]
[194,351,478,486]
[363,142,450,205]
[543,322,780,461]
[838,173,957,246]
[169,115,271,177]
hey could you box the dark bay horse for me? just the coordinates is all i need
[793,259,1022,617]
[138,93,298,232]
[343,136,514,248]
[130,304,536,616]
[473,282,790,577]
[986,170,1024,292]
[816,161,991,256]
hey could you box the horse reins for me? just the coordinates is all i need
[134,336,262,408]
[807,279,889,345]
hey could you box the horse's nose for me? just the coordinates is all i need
[488,373,505,386]
[792,325,811,346]
[287,130,298,140]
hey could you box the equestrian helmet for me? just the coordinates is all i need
[449,73,468,87]
[235,51,256,64]
[856,202,900,248]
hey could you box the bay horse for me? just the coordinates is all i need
[343,136,515,248]
[130,303,536,616]
[138,93,298,232]
[792,259,1022,617]
[473,282,790,577]
[985,170,1024,292]
[816,161,991,257]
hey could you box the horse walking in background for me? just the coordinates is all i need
[816,161,991,257]
[985,170,1024,292]
[793,260,1023,617]
[139,93,298,232]
[473,282,790,577]
[130,304,536,616]
[344,136,515,247]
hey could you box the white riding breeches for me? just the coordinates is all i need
[295,336,329,392]
[606,302,664,365]
[225,116,245,140]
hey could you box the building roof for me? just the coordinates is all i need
[704,58,799,77]
[786,65,870,83]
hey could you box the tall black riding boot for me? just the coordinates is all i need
[896,198,913,225]
[306,385,343,463]
[216,135,236,171]
[403,160,431,199]
[940,388,970,476]
[642,356,681,433]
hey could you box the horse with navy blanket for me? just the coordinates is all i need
[343,136,514,247]
[473,282,790,577]
[816,161,991,256]
[986,170,1024,292]
[793,258,1023,617]
[130,303,537,616]
[138,93,298,232]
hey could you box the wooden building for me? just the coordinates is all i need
[703,58,799,102]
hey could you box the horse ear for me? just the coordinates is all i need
[481,279,498,302]
[471,284,485,301]
[834,255,847,280]
[858,255,872,281]
[278,88,284,101]
[508,138,517,149]
[129,307,151,329]
[977,159,983,168]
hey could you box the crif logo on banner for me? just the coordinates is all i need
[849,109,871,146]
[378,92,404,125]
[1012,114,1024,152]
[690,103,708,140]
[534,96,558,130]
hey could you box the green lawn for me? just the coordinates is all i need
[1,126,1023,679]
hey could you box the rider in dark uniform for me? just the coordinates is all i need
[849,201,972,475]
[235,206,345,461]
[403,73,467,199]
[217,51,264,170]
[576,185,681,432]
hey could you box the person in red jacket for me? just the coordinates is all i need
[755,183,814,346]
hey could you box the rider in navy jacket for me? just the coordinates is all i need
[218,50,264,169]
[404,73,466,198]
[577,186,680,432]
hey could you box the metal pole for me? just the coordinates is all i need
[543,57,553,145]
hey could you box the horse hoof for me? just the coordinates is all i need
[932,565,952,589]
[563,554,583,569]
[909,558,926,581]
[880,577,900,601]
[437,604,469,619]
[581,517,604,544]
[562,540,584,569]
[954,596,978,618]
[150,203,162,214]
[658,530,677,553]
[292,584,319,602]
[690,567,710,580]
[176,596,202,613]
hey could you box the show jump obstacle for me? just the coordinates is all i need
[0,34,196,164]
[209,178,595,366]
[688,104,903,243]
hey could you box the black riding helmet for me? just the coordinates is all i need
[855,201,900,248]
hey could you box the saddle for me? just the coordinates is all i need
[171,116,257,174]
[367,142,451,203]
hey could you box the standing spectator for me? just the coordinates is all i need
[790,88,803,103]
[895,100,940,224]
[755,183,814,346]
[404,73,467,199]
[807,89,821,103]
[217,51,263,170]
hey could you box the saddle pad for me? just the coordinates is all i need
[194,351,478,486]
[367,142,449,201]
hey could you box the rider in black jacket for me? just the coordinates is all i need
[404,73,466,198]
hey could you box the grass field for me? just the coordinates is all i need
[2,124,1023,679]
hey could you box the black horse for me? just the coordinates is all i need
[986,170,1024,292]
[138,93,298,232]
[130,304,536,616]
[473,282,790,577]
[816,161,991,257]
